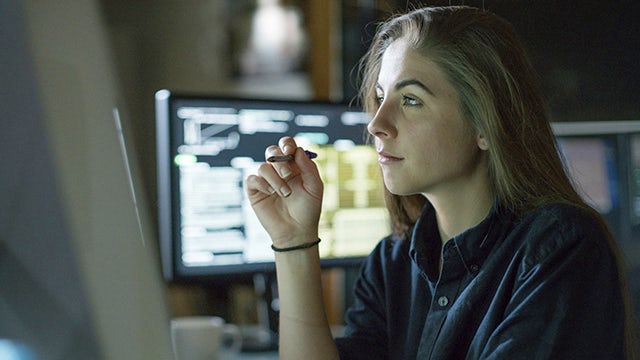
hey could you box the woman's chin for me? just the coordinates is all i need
[383,182,414,197]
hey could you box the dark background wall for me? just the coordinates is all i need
[341,0,640,122]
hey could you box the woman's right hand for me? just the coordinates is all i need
[244,137,323,248]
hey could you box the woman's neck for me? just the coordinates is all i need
[426,181,494,243]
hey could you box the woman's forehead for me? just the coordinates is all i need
[377,39,452,96]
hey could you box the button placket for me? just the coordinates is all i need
[434,243,457,309]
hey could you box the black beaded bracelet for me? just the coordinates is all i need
[271,239,321,252]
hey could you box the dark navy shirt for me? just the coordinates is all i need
[334,202,625,359]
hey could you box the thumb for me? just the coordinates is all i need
[294,148,323,193]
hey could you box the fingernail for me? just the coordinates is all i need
[279,166,292,178]
[267,186,276,194]
[280,186,291,197]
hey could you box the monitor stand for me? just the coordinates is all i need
[240,273,279,352]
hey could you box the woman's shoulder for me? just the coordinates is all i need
[508,202,611,267]
[518,202,603,235]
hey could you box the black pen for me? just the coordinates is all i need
[267,149,318,163]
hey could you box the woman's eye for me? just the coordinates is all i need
[402,95,421,106]
[375,95,384,105]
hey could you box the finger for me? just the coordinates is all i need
[293,147,323,196]
[265,143,294,179]
[294,147,320,175]
[244,174,276,199]
[257,162,292,197]
[278,136,298,155]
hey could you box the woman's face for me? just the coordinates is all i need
[368,38,488,199]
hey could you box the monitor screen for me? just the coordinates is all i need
[156,90,388,282]
[556,136,618,215]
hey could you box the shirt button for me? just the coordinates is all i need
[470,264,479,273]
[437,296,449,307]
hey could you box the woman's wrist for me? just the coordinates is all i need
[272,233,319,250]
[272,238,321,252]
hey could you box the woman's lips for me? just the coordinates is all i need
[377,151,403,164]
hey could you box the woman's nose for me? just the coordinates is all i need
[367,102,397,139]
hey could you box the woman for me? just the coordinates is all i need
[245,6,638,359]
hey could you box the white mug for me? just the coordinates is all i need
[170,316,242,360]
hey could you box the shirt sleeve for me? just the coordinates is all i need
[473,208,626,359]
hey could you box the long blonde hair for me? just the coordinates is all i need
[359,6,638,357]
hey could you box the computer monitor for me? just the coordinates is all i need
[552,121,640,248]
[155,90,388,283]
[1,1,173,358]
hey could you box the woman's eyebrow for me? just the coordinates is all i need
[375,79,434,95]
[376,79,435,96]
[394,78,434,95]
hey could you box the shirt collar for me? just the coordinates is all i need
[409,199,507,280]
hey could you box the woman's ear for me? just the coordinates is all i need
[477,133,489,150]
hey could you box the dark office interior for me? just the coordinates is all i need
[1,0,638,358]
